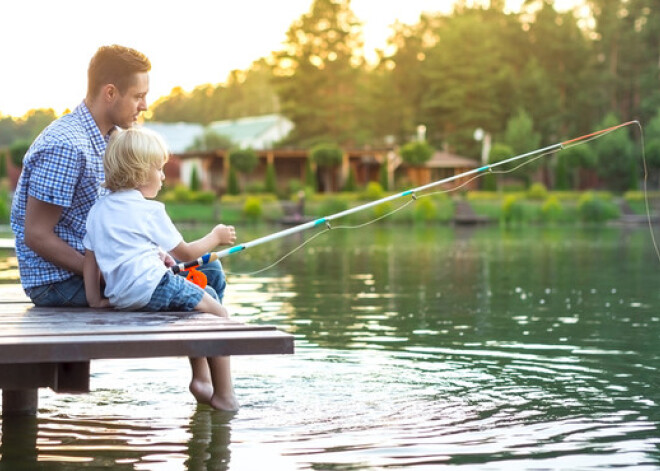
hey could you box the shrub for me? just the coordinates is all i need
[400,141,433,166]
[265,162,277,194]
[378,161,389,191]
[229,148,259,173]
[310,143,342,167]
[227,167,240,195]
[242,196,262,221]
[0,151,6,179]
[318,198,348,217]
[577,192,620,222]
[541,195,563,222]
[362,181,384,201]
[9,140,31,167]
[189,165,201,192]
[413,197,436,222]
[373,201,393,220]
[0,188,9,223]
[343,167,357,192]
[527,182,548,200]
[501,194,524,224]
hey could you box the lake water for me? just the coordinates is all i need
[0,224,659,470]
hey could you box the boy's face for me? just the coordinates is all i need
[109,72,149,129]
[138,161,165,199]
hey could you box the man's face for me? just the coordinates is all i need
[109,72,149,129]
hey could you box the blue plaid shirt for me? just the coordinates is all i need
[11,102,108,292]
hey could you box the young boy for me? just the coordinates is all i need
[83,127,238,411]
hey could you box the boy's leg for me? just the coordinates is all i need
[195,293,238,411]
[196,260,226,303]
[189,357,214,405]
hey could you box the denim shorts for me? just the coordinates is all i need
[142,271,210,312]
[28,275,88,307]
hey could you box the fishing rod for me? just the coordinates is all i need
[171,121,638,275]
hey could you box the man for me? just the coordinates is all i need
[11,45,227,306]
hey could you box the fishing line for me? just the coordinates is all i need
[179,121,658,276]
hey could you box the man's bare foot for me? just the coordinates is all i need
[189,379,214,405]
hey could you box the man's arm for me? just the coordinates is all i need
[24,196,84,275]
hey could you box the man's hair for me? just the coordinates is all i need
[87,45,151,97]
[103,128,169,192]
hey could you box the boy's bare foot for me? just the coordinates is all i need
[189,379,214,405]
[209,393,239,412]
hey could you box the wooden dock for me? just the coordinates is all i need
[0,300,294,415]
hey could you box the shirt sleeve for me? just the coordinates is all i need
[28,142,82,208]
[147,203,183,252]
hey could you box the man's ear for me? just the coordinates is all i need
[102,84,118,103]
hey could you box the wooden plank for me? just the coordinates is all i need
[0,329,294,364]
[0,305,279,337]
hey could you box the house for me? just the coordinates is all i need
[142,115,294,189]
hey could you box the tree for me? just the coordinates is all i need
[310,142,342,192]
[399,141,433,166]
[265,162,277,194]
[229,148,259,192]
[504,109,541,186]
[187,129,233,152]
[272,0,365,146]
[594,113,635,192]
[422,6,524,152]
[9,140,31,167]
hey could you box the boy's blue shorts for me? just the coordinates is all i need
[143,271,210,311]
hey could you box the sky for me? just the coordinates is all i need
[0,0,457,118]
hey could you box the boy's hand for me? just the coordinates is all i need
[213,224,237,246]
[158,249,176,267]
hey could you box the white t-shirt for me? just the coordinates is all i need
[83,189,183,310]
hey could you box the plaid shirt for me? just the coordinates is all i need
[10,102,108,292]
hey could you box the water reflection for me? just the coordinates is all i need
[0,225,659,469]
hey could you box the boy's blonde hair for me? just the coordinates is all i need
[104,128,169,192]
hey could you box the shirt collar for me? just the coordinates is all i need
[76,101,109,155]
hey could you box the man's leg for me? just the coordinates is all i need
[28,275,88,307]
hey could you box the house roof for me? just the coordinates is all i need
[140,122,204,154]
[208,114,292,148]
[424,151,479,169]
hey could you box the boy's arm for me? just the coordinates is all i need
[83,249,110,308]
[169,224,236,262]
[24,196,85,275]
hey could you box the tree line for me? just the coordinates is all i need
[2,0,660,191]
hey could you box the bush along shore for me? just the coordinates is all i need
[157,183,660,227]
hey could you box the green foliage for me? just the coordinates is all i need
[187,129,233,152]
[501,194,524,224]
[318,198,349,217]
[594,113,635,192]
[304,158,317,191]
[362,181,384,200]
[505,109,540,155]
[227,167,240,195]
[9,140,31,167]
[272,0,364,146]
[242,196,263,221]
[0,188,9,223]
[400,141,433,166]
[378,161,389,191]
[310,143,343,167]
[526,182,548,200]
[372,201,393,220]
[413,197,436,222]
[488,143,514,165]
[0,151,6,179]
[343,167,357,192]
[229,148,259,174]
[265,162,277,193]
[541,195,563,222]
[577,192,620,222]
[189,165,201,192]
[160,183,216,204]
